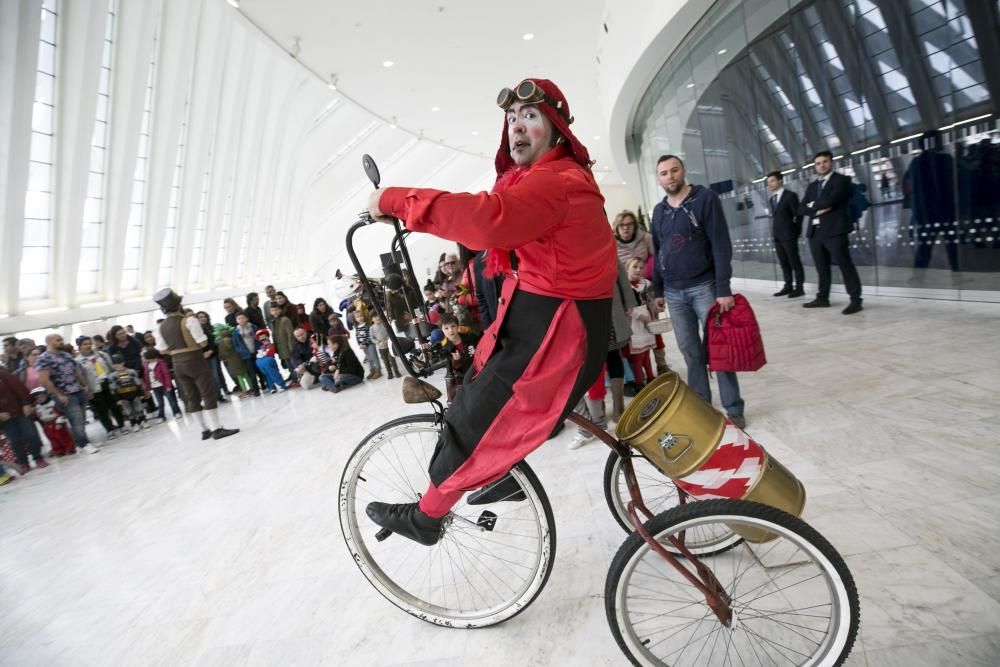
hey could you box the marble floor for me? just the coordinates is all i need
[2,286,999,666]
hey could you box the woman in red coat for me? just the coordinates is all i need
[365,78,618,545]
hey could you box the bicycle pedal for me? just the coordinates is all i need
[476,511,498,531]
[375,528,393,542]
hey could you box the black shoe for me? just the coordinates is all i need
[212,427,240,440]
[773,285,793,297]
[803,298,830,308]
[623,381,640,397]
[201,429,213,440]
[218,396,229,403]
[788,288,805,298]
[842,300,863,315]
[728,414,747,430]
[365,502,443,546]
[467,474,527,505]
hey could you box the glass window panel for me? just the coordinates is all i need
[21,247,50,269]
[98,66,110,94]
[92,119,106,147]
[35,73,53,105]
[37,41,55,75]
[83,196,102,222]
[131,180,144,203]
[22,218,50,246]
[95,92,109,121]
[122,246,139,269]
[30,133,52,163]
[137,133,148,156]
[27,161,50,191]
[128,203,143,225]
[78,248,100,271]
[81,221,102,241]
[120,269,138,291]
[40,8,56,43]
[87,171,103,197]
[19,274,49,301]
[77,271,99,294]
[31,101,52,133]
[89,147,104,172]
[24,190,50,218]
[105,13,114,40]
[133,157,146,179]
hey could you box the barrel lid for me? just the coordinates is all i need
[615,372,680,441]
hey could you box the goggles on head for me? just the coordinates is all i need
[497,80,573,124]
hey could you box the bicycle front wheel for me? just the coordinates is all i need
[339,414,557,628]
[606,499,859,666]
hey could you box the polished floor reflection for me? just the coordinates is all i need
[1,286,999,666]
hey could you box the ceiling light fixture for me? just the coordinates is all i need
[593,135,601,140]
[327,74,338,91]
[686,83,695,88]
[226,0,240,7]
[717,48,727,55]
[289,37,301,59]
[523,33,535,40]
[382,60,394,68]
[471,131,479,136]
[390,116,398,129]
[431,106,440,111]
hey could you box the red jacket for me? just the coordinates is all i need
[379,145,617,301]
[0,367,32,416]
[706,294,767,372]
[142,358,174,391]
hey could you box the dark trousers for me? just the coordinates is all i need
[152,386,182,419]
[173,352,218,412]
[91,382,125,432]
[1,415,44,464]
[809,232,862,301]
[775,237,805,288]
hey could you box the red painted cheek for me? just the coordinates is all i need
[528,128,545,140]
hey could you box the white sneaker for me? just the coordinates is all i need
[568,433,593,450]
[277,386,286,393]
[141,421,152,430]
[81,444,100,454]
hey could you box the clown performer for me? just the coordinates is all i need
[364,78,618,545]
[153,289,239,441]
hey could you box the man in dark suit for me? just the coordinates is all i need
[766,170,804,298]
[798,151,863,314]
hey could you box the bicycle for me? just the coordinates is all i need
[339,155,860,665]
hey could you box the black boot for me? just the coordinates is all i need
[788,287,805,298]
[366,502,443,546]
[201,429,213,440]
[773,285,793,297]
[212,427,240,440]
[467,474,526,505]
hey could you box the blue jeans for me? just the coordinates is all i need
[1,415,45,464]
[60,391,91,446]
[256,357,287,390]
[665,281,745,417]
[318,373,363,390]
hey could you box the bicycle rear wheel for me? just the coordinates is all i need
[339,414,556,628]
[604,451,743,556]
[606,499,859,666]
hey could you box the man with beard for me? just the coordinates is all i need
[651,154,746,429]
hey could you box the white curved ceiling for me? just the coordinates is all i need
[237,0,617,179]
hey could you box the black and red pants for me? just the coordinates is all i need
[418,281,611,517]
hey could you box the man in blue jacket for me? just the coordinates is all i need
[651,155,746,428]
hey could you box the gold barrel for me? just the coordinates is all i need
[732,453,807,542]
[615,372,726,479]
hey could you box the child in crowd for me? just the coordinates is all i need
[318,335,364,393]
[215,323,253,397]
[327,313,350,339]
[254,330,287,393]
[76,336,127,438]
[370,313,400,380]
[291,328,320,389]
[110,354,150,431]
[269,303,299,387]
[142,348,182,423]
[30,387,76,456]
[353,310,382,380]
[231,312,262,397]
[624,257,656,390]
[439,314,479,402]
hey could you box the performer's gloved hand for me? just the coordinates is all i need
[366,188,395,224]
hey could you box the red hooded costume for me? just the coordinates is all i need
[375,79,617,517]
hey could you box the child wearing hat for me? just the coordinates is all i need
[254,330,287,393]
[109,354,150,431]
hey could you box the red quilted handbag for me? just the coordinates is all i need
[706,294,767,372]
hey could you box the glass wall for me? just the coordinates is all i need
[631,0,1000,299]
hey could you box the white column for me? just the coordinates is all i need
[52,0,106,308]
[0,0,42,316]
[100,0,160,301]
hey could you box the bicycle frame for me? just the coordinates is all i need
[566,413,734,626]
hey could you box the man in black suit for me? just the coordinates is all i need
[766,171,804,298]
[798,151,863,314]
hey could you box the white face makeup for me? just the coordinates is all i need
[506,101,556,167]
